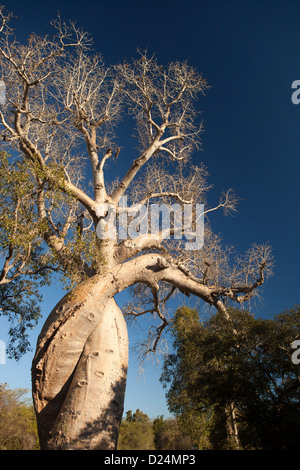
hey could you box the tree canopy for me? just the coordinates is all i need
[0,4,274,359]
[161,305,300,449]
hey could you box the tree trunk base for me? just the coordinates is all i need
[32,292,128,450]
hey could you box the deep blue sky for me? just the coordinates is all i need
[1,0,300,419]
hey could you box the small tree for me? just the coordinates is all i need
[0,5,273,449]
[117,409,155,450]
[0,383,39,450]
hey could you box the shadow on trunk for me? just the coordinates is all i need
[45,371,127,450]
[34,296,129,450]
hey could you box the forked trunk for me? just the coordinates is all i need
[32,276,128,450]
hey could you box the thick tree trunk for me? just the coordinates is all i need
[46,299,128,449]
[31,253,215,450]
[32,279,128,450]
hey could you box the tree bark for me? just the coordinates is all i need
[225,403,241,450]
[30,253,219,449]
[46,298,128,450]
[32,285,128,450]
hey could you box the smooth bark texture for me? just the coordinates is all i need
[46,299,128,450]
[31,254,162,449]
[31,255,161,449]
[31,252,270,449]
[32,284,128,449]
[31,253,210,449]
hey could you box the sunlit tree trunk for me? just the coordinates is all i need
[32,283,128,450]
[226,403,241,449]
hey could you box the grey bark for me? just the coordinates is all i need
[32,288,128,450]
[31,254,166,450]
[31,251,270,449]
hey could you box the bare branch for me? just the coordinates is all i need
[204,189,239,217]
[111,52,209,202]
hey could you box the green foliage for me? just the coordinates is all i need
[118,410,196,450]
[0,281,43,359]
[124,408,150,423]
[153,418,195,450]
[0,152,55,358]
[0,151,102,357]
[161,305,300,450]
[0,153,43,251]
[0,383,39,450]
[117,409,155,450]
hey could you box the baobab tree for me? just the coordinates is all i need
[0,5,273,450]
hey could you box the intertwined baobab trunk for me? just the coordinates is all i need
[31,255,161,450]
[31,254,176,450]
[32,284,128,450]
[30,253,234,449]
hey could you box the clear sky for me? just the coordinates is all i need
[0,0,300,419]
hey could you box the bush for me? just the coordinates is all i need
[0,383,39,450]
[117,409,155,450]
